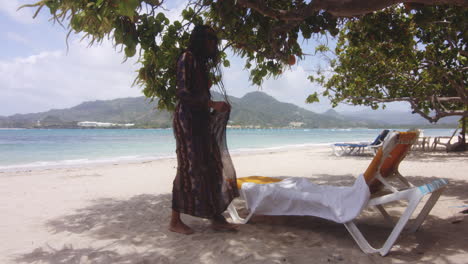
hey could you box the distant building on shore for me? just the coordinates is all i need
[289,122,305,128]
[77,121,134,128]
[226,125,262,129]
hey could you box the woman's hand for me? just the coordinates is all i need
[209,101,231,112]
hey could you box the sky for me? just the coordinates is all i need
[0,0,409,117]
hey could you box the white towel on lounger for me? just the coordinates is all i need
[241,174,370,223]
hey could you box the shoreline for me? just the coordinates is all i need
[0,142,334,173]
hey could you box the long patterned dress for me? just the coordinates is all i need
[172,51,239,218]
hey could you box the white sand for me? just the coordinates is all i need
[1,146,467,263]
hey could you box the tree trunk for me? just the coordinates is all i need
[462,116,466,151]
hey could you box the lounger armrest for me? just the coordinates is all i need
[368,179,448,207]
[417,179,449,195]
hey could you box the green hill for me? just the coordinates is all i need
[227,92,368,128]
[0,92,375,129]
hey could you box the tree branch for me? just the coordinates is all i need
[441,71,468,105]
[346,96,463,103]
[235,0,316,21]
[235,0,468,19]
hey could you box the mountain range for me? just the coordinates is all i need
[338,109,459,126]
[0,92,458,129]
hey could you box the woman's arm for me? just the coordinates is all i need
[209,100,230,112]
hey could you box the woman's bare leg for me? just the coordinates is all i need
[169,210,194,235]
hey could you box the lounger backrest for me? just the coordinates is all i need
[363,131,419,194]
[370,129,390,146]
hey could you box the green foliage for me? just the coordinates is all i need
[312,5,467,122]
[24,0,340,109]
[305,93,319,103]
[25,1,465,120]
[207,0,339,85]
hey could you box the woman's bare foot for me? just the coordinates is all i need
[169,221,194,235]
[169,210,194,235]
[211,214,239,231]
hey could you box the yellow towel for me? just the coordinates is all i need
[237,176,283,190]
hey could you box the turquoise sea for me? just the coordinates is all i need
[0,128,455,171]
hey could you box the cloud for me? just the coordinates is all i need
[221,54,333,113]
[0,0,190,116]
[0,0,37,24]
[261,65,333,112]
[0,39,142,116]
[163,0,187,22]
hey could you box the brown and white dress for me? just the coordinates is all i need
[172,51,239,218]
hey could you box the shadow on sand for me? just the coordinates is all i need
[15,153,468,263]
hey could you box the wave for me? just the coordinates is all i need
[0,154,176,172]
[0,143,335,172]
[330,128,352,131]
[229,142,332,155]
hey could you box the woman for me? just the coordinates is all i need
[170,25,239,234]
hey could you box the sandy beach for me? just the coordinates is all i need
[1,146,467,264]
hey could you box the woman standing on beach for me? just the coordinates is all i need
[170,25,239,234]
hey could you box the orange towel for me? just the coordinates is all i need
[364,131,418,193]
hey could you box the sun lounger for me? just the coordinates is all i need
[412,129,432,151]
[228,130,448,256]
[432,127,460,151]
[332,129,390,156]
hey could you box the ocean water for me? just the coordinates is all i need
[0,128,455,171]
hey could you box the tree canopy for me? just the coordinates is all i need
[312,5,467,123]
[23,0,467,115]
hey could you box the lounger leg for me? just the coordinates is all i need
[345,191,424,256]
[227,203,254,224]
[332,145,338,156]
[395,172,415,188]
[344,221,379,254]
[333,145,345,156]
[340,146,347,156]
[408,190,443,233]
[378,194,423,256]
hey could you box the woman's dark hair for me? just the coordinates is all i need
[186,25,228,103]
[188,25,219,62]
